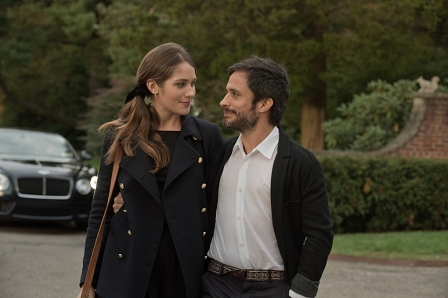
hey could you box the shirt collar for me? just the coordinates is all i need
[232,126,279,159]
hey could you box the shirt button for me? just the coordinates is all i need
[119,183,124,189]
[237,214,241,219]
[198,157,203,163]
[202,232,206,236]
[123,209,127,213]
[118,254,124,259]
[238,188,242,192]
[201,183,207,189]
[240,243,244,247]
[204,256,208,260]
[127,230,131,236]
[242,161,247,166]
[201,208,207,213]
[193,136,198,140]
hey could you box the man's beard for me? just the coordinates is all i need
[222,107,258,133]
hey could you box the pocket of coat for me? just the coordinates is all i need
[109,206,127,235]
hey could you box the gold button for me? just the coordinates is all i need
[202,232,206,236]
[123,209,127,213]
[201,183,206,189]
[127,230,131,236]
[204,256,208,260]
[119,183,124,189]
[118,254,123,259]
[198,157,203,163]
[201,208,206,213]
[193,136,198,141]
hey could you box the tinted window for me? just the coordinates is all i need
[0,132,75,158]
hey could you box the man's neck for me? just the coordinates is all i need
[240,123,275,155]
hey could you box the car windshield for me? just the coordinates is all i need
[0,132,76,158]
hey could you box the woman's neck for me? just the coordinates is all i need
[157,115,182,131]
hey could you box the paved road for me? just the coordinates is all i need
[0,221,447,298]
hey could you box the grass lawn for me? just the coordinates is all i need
[331,230,448,261]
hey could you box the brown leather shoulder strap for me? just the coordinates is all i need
[82,150,122,298]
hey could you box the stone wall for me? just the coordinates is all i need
[372,92,448,159]
[313,92,448,160]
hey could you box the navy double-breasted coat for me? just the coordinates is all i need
[80,115,224,298]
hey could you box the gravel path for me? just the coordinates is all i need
[317,257,448,298]
[1,222,447,298]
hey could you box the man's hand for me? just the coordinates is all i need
[113,192,124,214]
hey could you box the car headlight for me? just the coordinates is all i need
[90,176,97,190]
[0,173,11,192]
[76,178,92,195]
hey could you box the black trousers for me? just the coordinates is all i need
[201,271,289,298]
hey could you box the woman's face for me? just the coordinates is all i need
[152,61,196,119]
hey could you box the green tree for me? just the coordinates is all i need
[4,0,447,152]
[322,79,417,151]
[145,0,448,149]
[0,0,109,147]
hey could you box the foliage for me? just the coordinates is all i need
[78,79,130,153]
[318,155,448,233]
[142,0,448,144]
[1,0,448,150]
[0,0,108,148]
[322,80,417,151]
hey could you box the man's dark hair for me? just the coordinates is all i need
[227,55,289,126]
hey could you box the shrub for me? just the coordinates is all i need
[318,155,448,234]
[322,80,416,151]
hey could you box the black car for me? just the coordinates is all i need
[0,128,97,228]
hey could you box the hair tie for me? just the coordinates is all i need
[125,83,149,104]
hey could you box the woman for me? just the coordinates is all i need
[77,43,224,298]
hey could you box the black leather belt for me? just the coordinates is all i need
[207,258,286,282]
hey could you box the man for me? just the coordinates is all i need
[202,56,333,298]
[113,56,334,297]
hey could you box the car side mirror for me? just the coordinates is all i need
[80,150,93,160]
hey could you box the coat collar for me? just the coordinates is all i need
[119,115,202,205]
[223,126,290,158]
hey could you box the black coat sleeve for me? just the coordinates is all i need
[79,134,119,287]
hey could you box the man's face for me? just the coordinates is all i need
[220,71,258,133]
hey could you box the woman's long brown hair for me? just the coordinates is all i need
[99,43,196,173]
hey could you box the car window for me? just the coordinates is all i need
[0,132,76,158]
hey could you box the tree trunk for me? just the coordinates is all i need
[300,101,325,149]
[299,48,327,150]
[300,19,327,150]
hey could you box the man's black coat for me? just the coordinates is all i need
[206,127,334,298]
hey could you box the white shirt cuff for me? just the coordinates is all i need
[289,289,309,298]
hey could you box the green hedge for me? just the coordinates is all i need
[317,155,448,234]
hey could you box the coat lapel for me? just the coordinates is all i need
[271,127,291,256]
[120,116,204,204]
[164,116,202,192]
[119,146,162,205]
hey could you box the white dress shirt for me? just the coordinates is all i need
[208,126,283,270]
